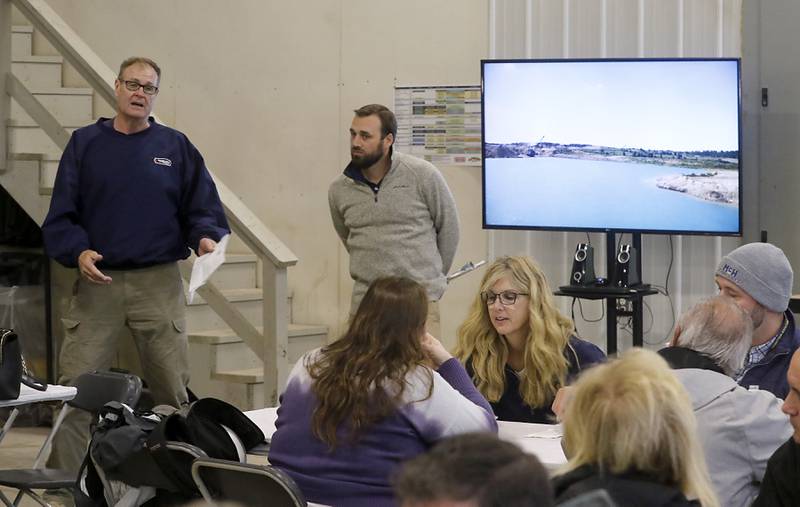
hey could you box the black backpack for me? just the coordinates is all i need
[145,398,266,496]
[75,398,266,506]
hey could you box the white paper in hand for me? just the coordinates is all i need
[188,234,230,304]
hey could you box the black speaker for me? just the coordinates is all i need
[612,244,641,288]
[570,243,596,286]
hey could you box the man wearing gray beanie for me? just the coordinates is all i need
[715,242,800,399]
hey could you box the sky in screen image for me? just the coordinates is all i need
[483,60,740,152]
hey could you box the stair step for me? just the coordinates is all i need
[186,287,263,305]
[18,86,92,95]
[8,88,93,136]
[37,157,59,193]
[11,26,33,59]
[8,152,44,161]
[212,368,264,384]
[183,287,264,332]
[6,90,93,128]
[224,253,258,264]
[11,93,93,126]
[189,323,328,344]
[190,323,327,370]
[207,253,257,290]
[8,118,86,129]
[189,321,327,399]
[12,55,63,64]
[7,124,77,159]
[12,60,63,89]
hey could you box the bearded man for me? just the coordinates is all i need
[715,242,800,399]
[328,104,459,333]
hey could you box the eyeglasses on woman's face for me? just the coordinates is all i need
[480,290,529,306]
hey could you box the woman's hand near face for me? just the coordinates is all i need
[551,386,574,421]
[421,332,453,368]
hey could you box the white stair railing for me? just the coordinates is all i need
[1,0,297,406]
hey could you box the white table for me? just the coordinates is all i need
[246,407,567,469]
[495,419,566,469]
[0,383,77,409]
[0,383,78,467]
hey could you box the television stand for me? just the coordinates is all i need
[554,232,656,355]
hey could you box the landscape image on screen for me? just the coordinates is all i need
[482,59,741,234]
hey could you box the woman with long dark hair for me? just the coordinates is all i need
[268,277,497,507]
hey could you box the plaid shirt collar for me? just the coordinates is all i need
[735,315,788,381]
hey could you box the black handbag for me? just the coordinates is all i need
[0,328,22,400]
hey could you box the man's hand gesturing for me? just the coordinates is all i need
[78,249,112,284]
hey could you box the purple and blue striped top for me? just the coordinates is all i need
[268,351,497,507]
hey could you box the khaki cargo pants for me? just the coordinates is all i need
[46,262,189,473]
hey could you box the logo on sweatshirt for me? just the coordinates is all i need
[153,157,173,167]
[719,263,738,279]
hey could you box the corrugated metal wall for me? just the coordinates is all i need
[486,0,744,351]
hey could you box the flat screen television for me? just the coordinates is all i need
[481,58,742,235]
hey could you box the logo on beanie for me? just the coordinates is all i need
[720,263,738,279]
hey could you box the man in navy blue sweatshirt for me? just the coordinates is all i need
[41,56,229,473]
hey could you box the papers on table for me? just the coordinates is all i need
[524,425,563,439]
[188,234,230,304]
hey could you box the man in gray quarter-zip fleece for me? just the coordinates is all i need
[328,104,460,318]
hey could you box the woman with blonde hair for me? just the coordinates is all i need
[456,256,604,422]
[268,276,497,507]
[553,348,719,507]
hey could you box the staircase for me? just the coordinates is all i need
[185,255,327,409]
[1,7,326,410]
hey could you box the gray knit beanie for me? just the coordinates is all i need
[715,243,793,313]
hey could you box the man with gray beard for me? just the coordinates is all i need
[659,296,792,507]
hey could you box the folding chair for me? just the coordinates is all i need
[0,370,142,507]
[88,441,208,507]
[191,457,306,507]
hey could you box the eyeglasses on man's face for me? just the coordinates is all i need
[481,290,529,306]
[119,79,159,95]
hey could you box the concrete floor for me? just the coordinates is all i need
[0,426,72,506]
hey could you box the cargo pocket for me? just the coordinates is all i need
[171,318,186,335]
[58,318,84,378]
[168,318,190,392]
[61,318,80,335]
